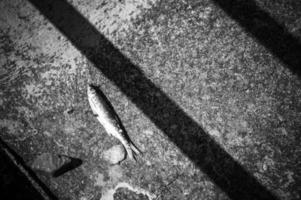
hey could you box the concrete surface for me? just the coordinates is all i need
[0,0,301,199]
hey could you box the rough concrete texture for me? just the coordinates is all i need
[0,0,301,199]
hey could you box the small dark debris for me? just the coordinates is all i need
[66,108,74,114]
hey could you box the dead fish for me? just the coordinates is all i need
[87,84,141,161]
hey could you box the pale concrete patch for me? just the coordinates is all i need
[94,172,106,187]
[100,182,156,200]
[108,165,123,184]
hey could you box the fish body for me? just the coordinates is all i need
[87,84,140,161]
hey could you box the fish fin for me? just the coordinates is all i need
[91,106,98,116]
[88,97,99,117]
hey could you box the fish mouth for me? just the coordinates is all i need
[87,83,95,91]
[87,84,99,95]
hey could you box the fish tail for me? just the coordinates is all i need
[125,146,136,161]
[129,142,141,156]
[124,141,141,162]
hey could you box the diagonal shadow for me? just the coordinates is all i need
[28,0,278,199]
[212,0,301,77]
[0,137,58,200]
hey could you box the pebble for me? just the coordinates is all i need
[143,129,153,136]
[209,129,220,137]
[31,153,79,175]
[102,145,126,165]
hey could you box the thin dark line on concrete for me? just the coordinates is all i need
[212,0,301,77]
[27,0,279,199]
[155,171,183,200]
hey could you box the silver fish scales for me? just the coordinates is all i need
[87,84,141,161]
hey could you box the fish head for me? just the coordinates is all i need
[87,84,96,95]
